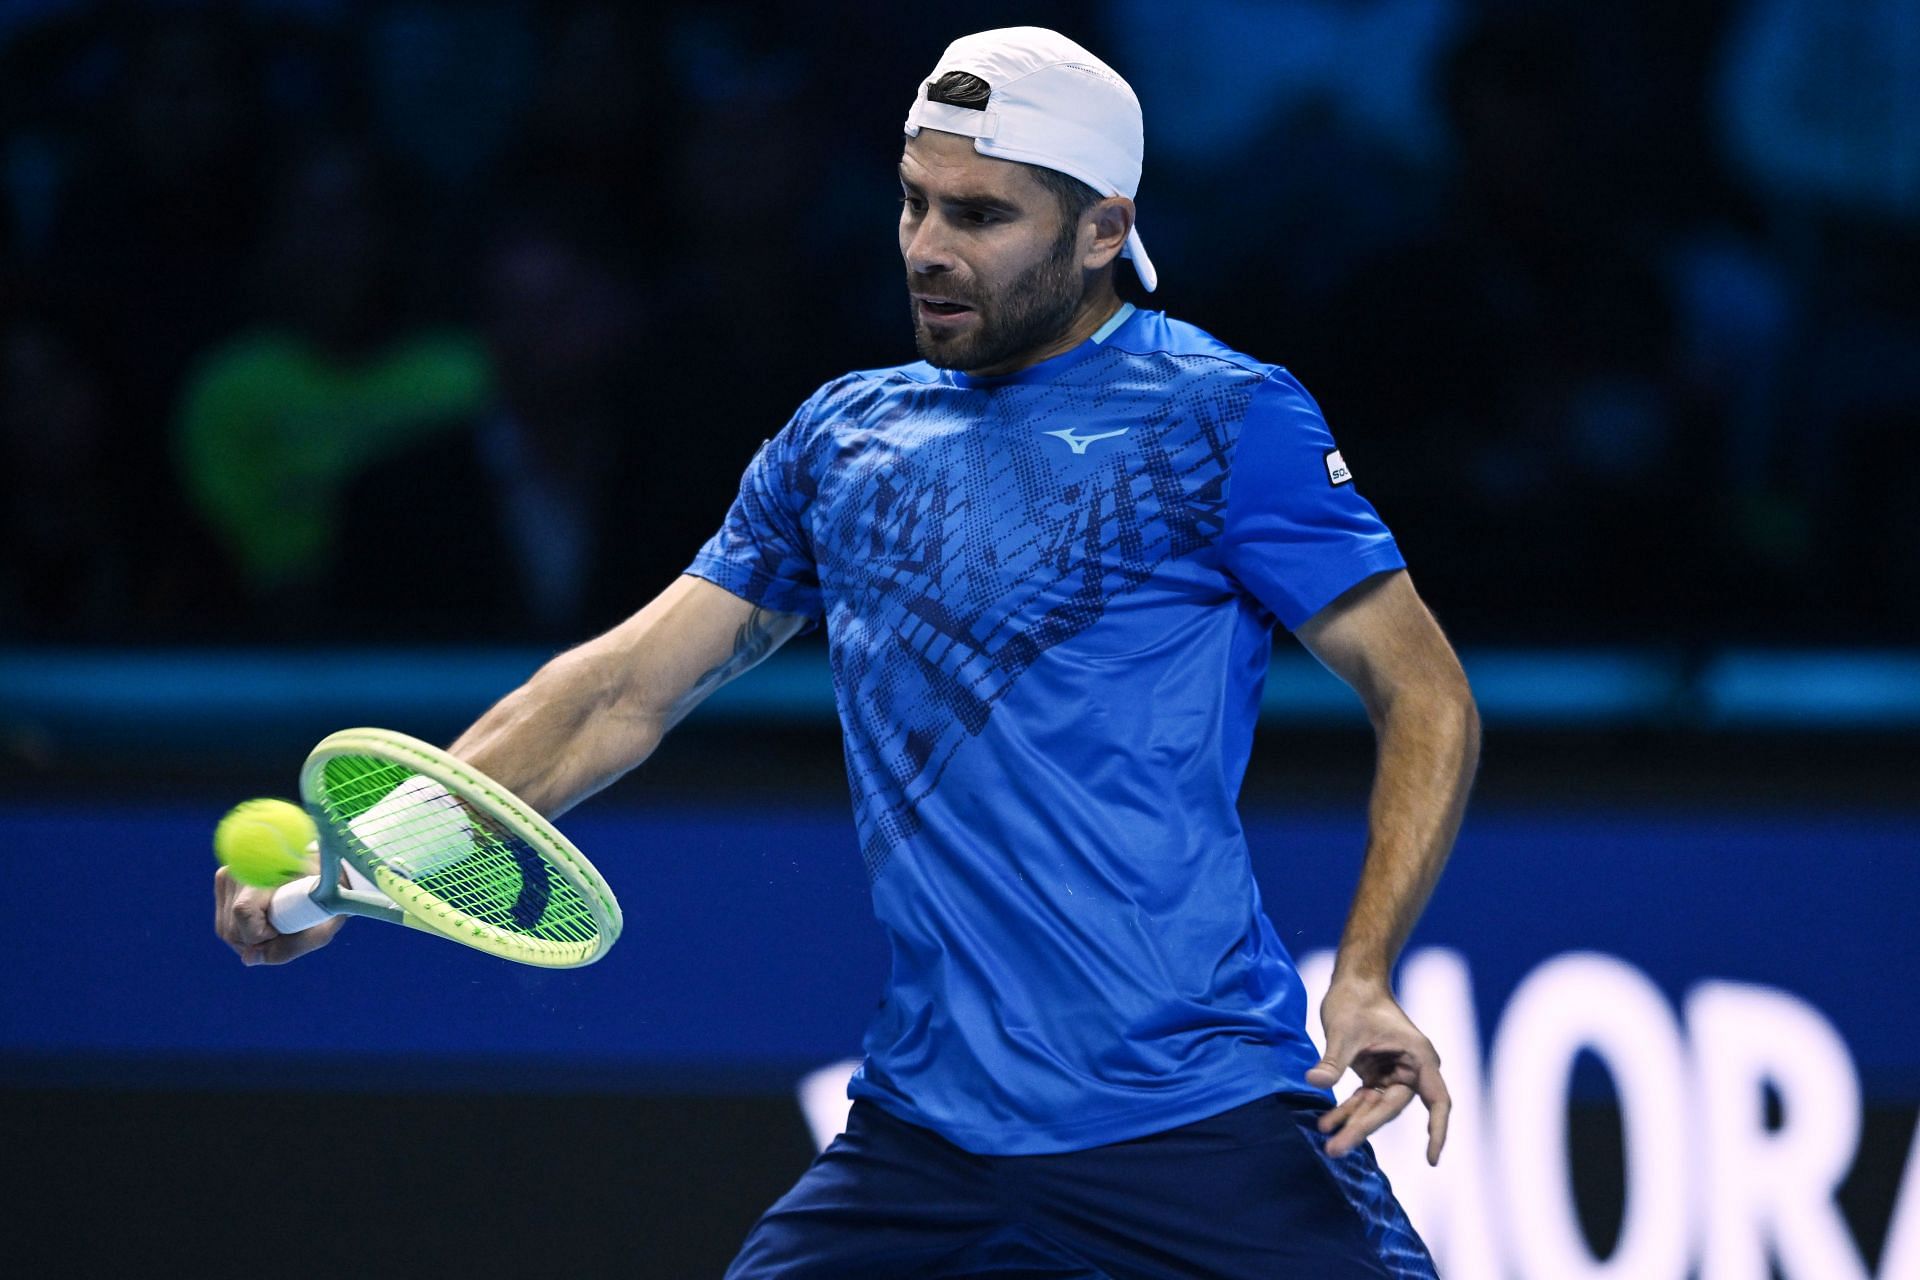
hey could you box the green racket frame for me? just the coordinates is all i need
[287,727,622,967]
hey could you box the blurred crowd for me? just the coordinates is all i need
[2,0,1915,647]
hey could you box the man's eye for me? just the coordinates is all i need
[898,195,926,213]
[963,210,995,225]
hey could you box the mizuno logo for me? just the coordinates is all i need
[1043,427,1130,455]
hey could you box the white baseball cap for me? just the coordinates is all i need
[903,27,1158,292]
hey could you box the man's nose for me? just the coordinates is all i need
[904,215,956,276]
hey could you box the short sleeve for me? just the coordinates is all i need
[1220,370,1406,630]
[686,394,826,625]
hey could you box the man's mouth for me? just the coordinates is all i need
[915,295,974,318]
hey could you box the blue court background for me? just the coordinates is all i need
[7,801,1914,1099]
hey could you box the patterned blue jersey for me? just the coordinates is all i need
[688,305,1405,1154]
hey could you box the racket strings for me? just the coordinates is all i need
[316,754,601,943]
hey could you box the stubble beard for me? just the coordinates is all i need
[910,222,1085,373]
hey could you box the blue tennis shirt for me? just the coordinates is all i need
[688,304,1405,1154]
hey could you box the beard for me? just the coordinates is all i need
[909,221,1085,373]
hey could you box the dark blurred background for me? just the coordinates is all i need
[2,2,1916,1278]
[2,0,1915,647]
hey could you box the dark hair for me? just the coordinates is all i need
[925,71,1103,227]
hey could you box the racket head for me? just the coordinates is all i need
[299,728,622,968]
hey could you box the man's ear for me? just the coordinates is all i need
[1083,196,1134,269]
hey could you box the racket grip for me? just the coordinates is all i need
[267,875,332,933]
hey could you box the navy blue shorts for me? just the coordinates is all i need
[726,1092,1437,1279]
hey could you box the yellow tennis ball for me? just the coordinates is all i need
[214,798,318,888]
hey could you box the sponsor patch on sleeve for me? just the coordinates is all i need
[1324,448,1353,487]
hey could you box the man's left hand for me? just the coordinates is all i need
[1305,978,1451,1165]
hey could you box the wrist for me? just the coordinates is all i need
[1327,959,1394,995]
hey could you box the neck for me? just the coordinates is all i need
[964,283,1125,378]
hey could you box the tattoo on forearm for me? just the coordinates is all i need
[674,607,782,720]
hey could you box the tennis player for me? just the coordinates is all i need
[217,27,1478,1278]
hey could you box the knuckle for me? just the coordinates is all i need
[237,918,276,945]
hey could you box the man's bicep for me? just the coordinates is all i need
[662,576,810,726]
[1293,570,1470,718]
[585,575,808,730]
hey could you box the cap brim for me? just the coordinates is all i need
[1125,227,1158,292]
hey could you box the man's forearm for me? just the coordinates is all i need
[446,579,802,820]
[449,642,667,819]
[1331,681,1480,987]
[449,613,775,817]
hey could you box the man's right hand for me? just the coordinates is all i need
[213,867,345,966]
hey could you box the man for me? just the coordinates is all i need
[216,28,1479,1279]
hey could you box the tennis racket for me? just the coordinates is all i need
[266,727,622,968]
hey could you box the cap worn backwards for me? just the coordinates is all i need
[903,27,1158,293]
